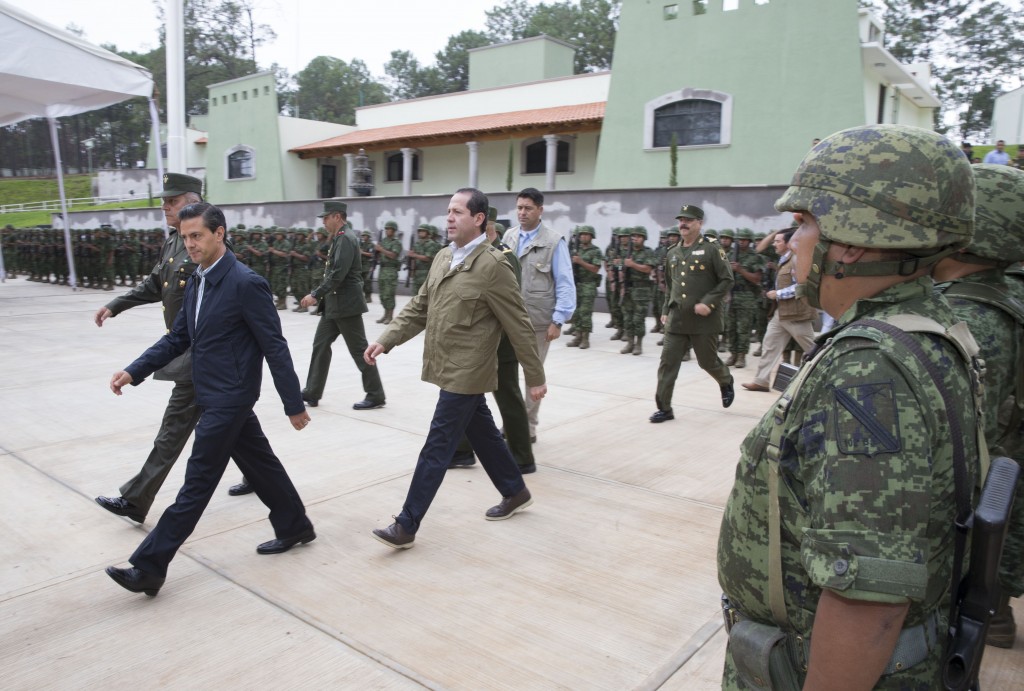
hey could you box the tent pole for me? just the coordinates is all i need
[149,97,168,240]
[48,117,78,290]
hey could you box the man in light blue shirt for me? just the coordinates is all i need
[501,188,575,442]
[983,139,1011,165]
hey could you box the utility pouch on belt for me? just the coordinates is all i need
[729,620,801,691]
[772,362,798,392]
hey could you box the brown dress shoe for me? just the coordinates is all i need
[372,520,415,549]
[485,488,533,521]
[741,382,771,392]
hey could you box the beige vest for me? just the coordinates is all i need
[503,224,560,331]
[775,254,818,321]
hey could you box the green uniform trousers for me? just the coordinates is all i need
[656,332,732,413]
[304,313,385,403]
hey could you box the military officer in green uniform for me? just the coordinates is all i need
[407,222,441,295]
[298,201,386,410]
[933,164,1024,649]
[359,230,376,303]
[566,225,604,350]
[718,125,982,690]
[375,220,402,324]
[651,205,734,422]
[619,227,657,356]
[724,228,764,368]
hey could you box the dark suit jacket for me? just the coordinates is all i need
[310,226,367,319]
[125,250,305,415]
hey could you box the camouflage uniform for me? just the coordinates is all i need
[410,223,441,295]
[247,230,269,280]
[289,229,314,312]
[717,229,736,352]
[718,125,980,690]
[376,222,402,322]
[620,227,657,355]
[567,226,604,349]
[267,230,291,309]
[359,231,376,303]
[605,228,632,340]
[725,229,765,367]
[935,165,1024,648]
[651,229,675,334]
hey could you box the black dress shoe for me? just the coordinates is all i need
[352,399,385,410]
[105,566,164,596]
[449,452,477,468]
[649,410,675,423]
[301,391,319,407]
[228,479,253,496]
[485,488,533,520]
[518,463,537,474]
[721,382,735,409]
[256,528,316,555]
[372,520,415,549]
[95,495,145,523]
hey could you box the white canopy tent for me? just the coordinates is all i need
[0,0,159,286]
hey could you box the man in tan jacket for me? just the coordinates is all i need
[365,188,546,549]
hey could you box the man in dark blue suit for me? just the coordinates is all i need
[105,202,315,596]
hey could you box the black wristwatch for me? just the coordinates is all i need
[552,321,563,328]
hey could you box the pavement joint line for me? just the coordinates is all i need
[639,613,726,690]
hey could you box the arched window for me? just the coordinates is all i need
[644,88,732,150]
[385,150,422,182]
[522,137,573,175]
[226,145,255,180]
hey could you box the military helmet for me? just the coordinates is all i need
[574,225,595,236]
[736,228,754,240]
[360,229,371,237]
[704,229,718,239]
[775,124,974,252]
[718,228,735,239]
[963,164,1024,263]
[631,226,648,239]
[613,227,630,237]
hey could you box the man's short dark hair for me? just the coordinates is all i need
[517,187,544,207]
[456,187,489,234]
[178,202,226,235]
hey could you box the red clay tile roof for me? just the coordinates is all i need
[290,101,605,158]
[194,137,208,144]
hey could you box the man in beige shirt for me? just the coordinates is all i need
[365,188,546,549]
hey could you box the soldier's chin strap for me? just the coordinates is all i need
[798,240,962,309]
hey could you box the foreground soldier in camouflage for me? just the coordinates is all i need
[933,164,1024,649]
[718,125,981,689]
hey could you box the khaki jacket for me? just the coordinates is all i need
[377,239,544,395]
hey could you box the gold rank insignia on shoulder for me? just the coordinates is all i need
[168,257,174,263]
[179,280,186,287]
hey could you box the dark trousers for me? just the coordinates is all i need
[655,332,732,413]
[130,406,311,578]
[119,379,201,516]
[398,391,526,534]
[455,358,534,467]
[304,313,385,402]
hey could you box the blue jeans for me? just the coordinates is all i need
[398,390,526,534]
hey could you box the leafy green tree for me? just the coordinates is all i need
[384,51,444,100]
[434,31,493,92]
[294,56,388,124]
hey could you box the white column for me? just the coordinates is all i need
[466,141,480,188]
[343,153,355,196]
[544,134,559,191]
[401,147,415,196]
[165,0,186,174]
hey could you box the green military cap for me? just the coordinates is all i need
[573,225,595,236]
[718,228,735,239]
[384,220,398,230]
[631,226,648,239]
[417,222,431,232]
[494,222,505,234]
[156,172,203,198]
[317,201,347,217]
[675,204,704,220]
[488,207,498,221]
[736,228,754,240]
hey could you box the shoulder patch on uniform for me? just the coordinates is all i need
[831,382,901,457]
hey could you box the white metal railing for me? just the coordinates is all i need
[0,194,146,214]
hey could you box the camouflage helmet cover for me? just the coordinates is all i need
[573,225,595,236]
[736,228,754,240]
[630,226,648,239]
[775,124,974,252]
[966,164,1024,263]
[718,228,735,239]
